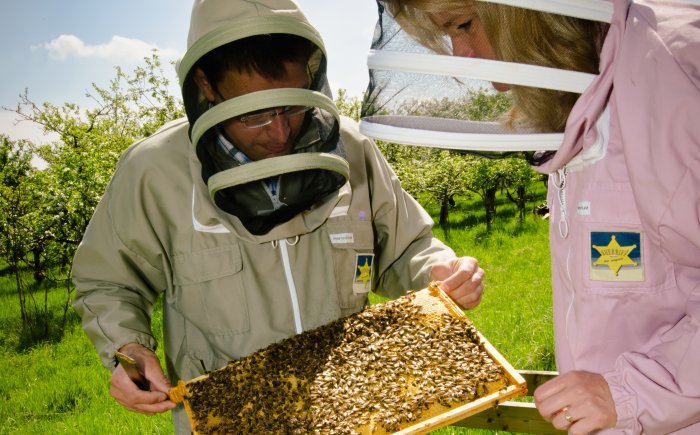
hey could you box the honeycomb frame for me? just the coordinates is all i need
[169,283,527,434]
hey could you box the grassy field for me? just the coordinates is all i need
[0,190,553,434]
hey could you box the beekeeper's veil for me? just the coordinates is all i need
[360,0,613,161]
[178,0,348,235]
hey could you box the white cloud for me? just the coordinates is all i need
[0,110,58,145]
[39,34,180,63]
[0,110,54,169]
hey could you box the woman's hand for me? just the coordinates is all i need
[534,370,617,434]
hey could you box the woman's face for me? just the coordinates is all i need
[430,10,510,91]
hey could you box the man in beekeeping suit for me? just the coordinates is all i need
[71,0,485,432]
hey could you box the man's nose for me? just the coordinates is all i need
[265,114,291,141]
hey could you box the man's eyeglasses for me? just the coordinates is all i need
[237,106,312,129]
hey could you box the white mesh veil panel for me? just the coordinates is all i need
[359,0,609,159]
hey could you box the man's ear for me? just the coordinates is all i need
[192,68,217,103]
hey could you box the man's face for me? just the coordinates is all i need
[430,10,510,92]
[197,61,309,161]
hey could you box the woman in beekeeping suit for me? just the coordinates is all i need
[71,0,486,432]
[361,0,700,433]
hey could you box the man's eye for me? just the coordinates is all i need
[247,109,269,116]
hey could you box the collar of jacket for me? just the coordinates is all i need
[534,0,631,174]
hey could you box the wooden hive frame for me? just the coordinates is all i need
[169,283,527,434]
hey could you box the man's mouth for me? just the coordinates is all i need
[264,143,290,156]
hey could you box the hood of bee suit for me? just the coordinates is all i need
[177,0,348,235]
[359,0,616,164]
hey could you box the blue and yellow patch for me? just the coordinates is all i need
[353,254,374,294]
[590,231,643,282]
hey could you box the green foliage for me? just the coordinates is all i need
[334,88,361,121]
[1,52,184,343]
[392,148,471,229]
[502,158,545,222]
[396,87,511,121]
[375,87,542,229]
[463,88,512,121]
[15,52,184,253]
[0,137,35,266]
[463,156,504,231]
[0,136,57,341]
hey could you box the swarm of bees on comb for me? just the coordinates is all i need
[169,283,525,434]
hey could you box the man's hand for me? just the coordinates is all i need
[534,370,617,434]
[430,256,484,309]
[110,343,176,415]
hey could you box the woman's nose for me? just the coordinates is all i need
[451,35,475,58]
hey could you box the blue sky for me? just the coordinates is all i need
[0,0,378,144]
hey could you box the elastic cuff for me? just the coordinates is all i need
[105,335,158,370]
[603,370,640,432]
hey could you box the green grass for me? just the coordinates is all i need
[0,326,171,434]
[0,188,553,434]
[0,269,172,434]
[433,216,555,373]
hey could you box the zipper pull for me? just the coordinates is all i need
[553,167,569,239]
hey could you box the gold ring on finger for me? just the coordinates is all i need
[563,407,574,424]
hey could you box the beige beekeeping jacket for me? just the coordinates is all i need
[72,116,454,432]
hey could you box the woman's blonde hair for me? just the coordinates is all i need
[383,0,608,132]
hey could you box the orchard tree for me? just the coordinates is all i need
[392,147,470,229]
[3,52,184,341]
[391,88,512,227]
[0,135,52,338]
[502,156,542,222]
[0,135,33,283]
[463,88,512,121]
[334,88,361,121]
[397,87,511,122]
[464,156,506,231]
[11,52,184,269]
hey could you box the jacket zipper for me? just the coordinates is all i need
[551,105,609,239]
[276,237,303,334]
[552,106,610,363]
[552,166,576,352]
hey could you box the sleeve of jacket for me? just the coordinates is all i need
[340,117,456,299]
[604,4,700,431]
[72,154,167,370]
[605,139,700,433]
[603,284,700,434]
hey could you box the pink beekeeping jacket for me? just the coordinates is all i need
[535,0,700,433]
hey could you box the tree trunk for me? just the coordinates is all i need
[439,194,450,228]
[517,186,526,222]
[32,246,45,283]
[484,188,497,232]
